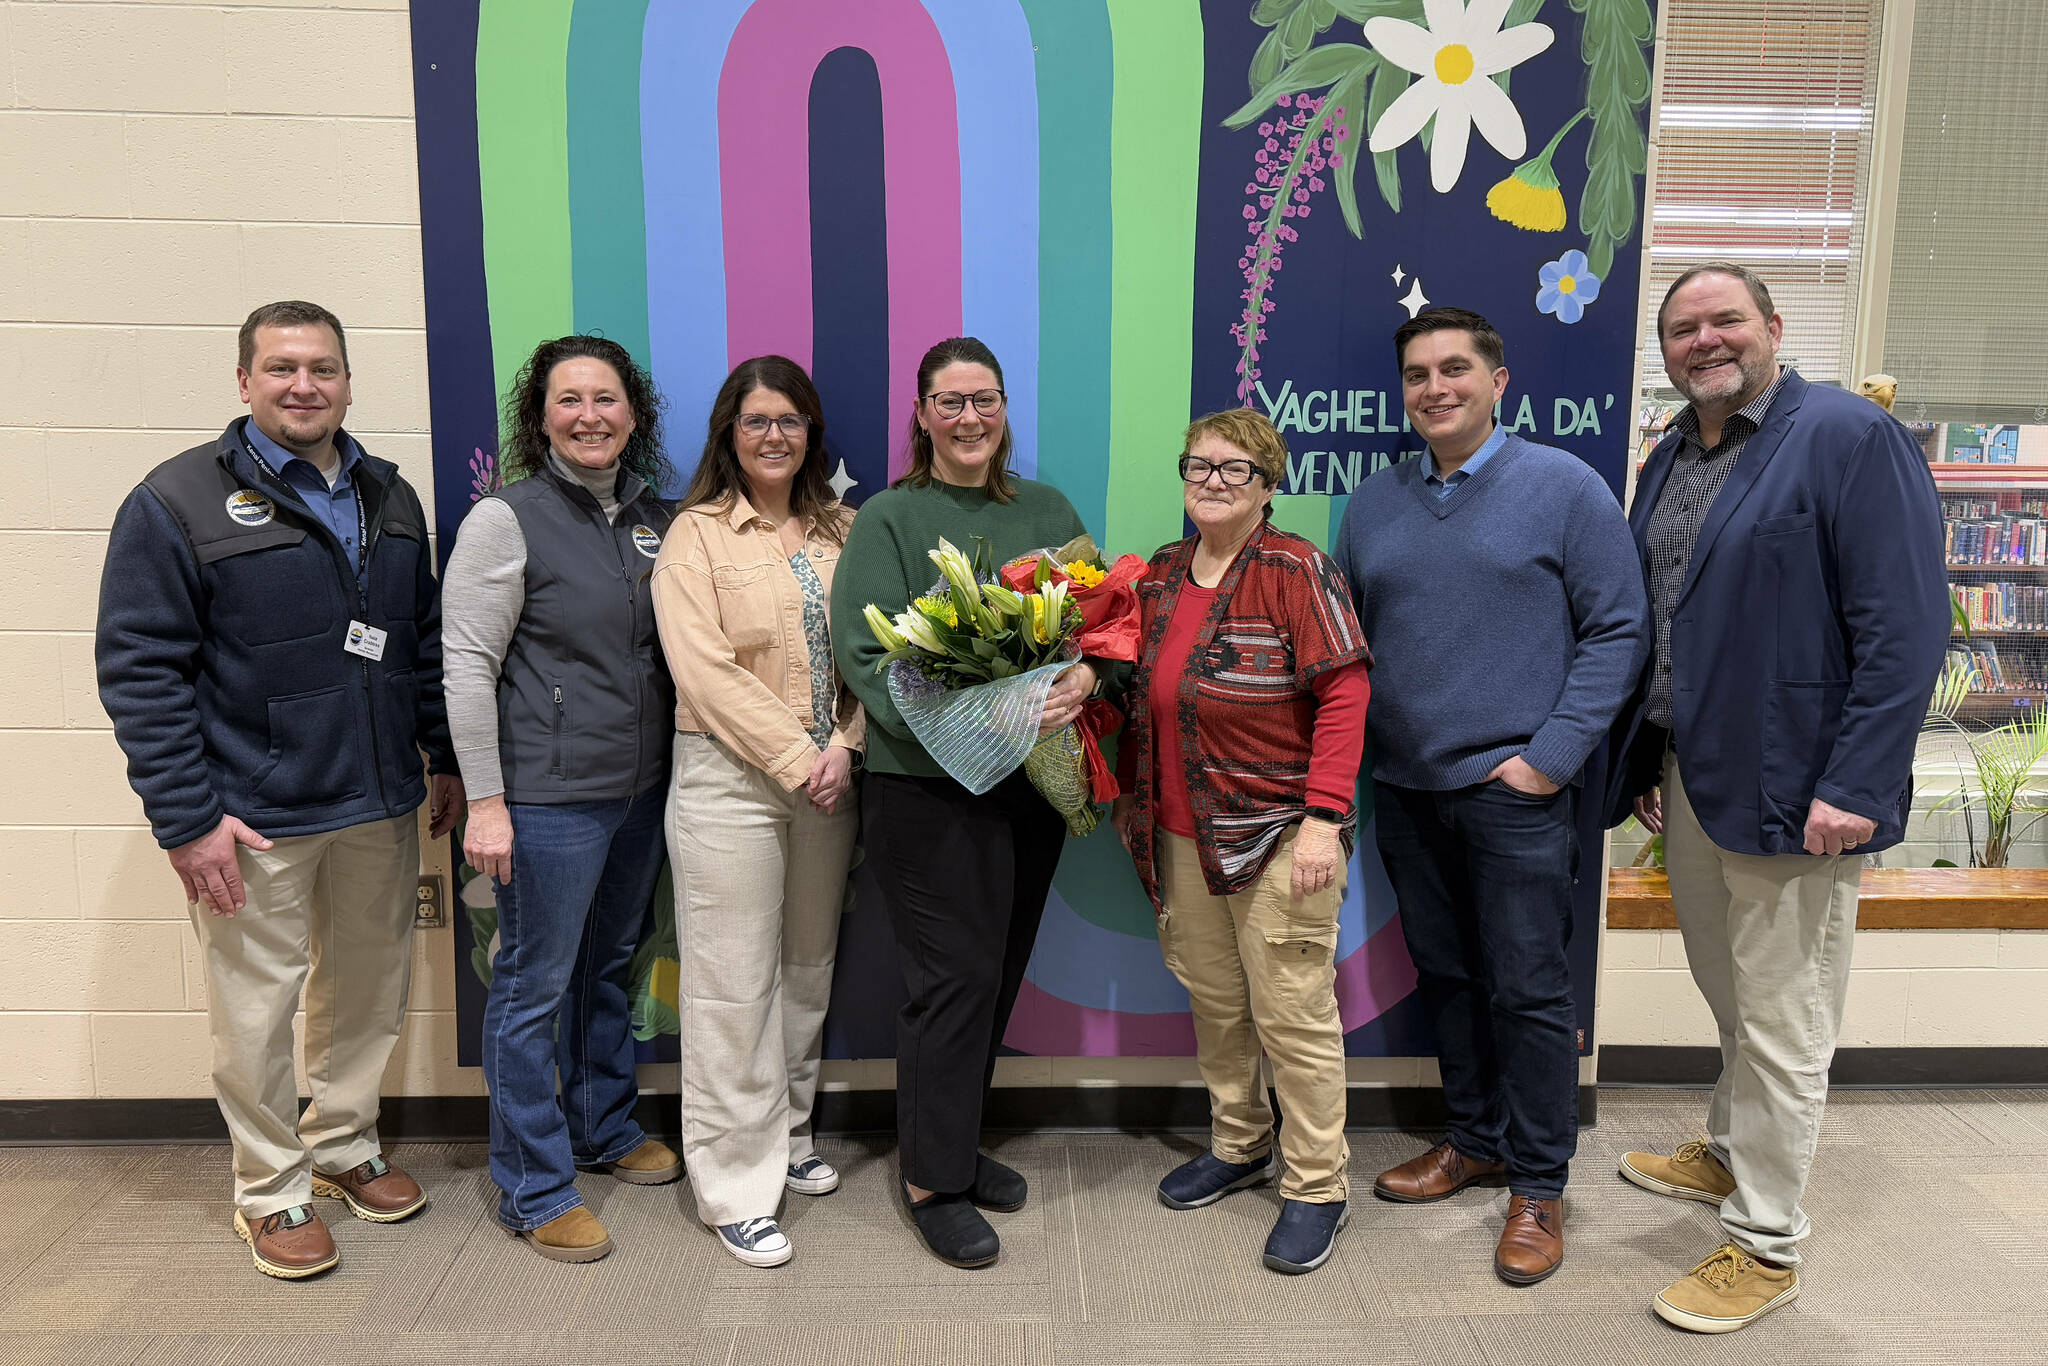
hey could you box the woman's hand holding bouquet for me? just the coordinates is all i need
[862,534,1146,836]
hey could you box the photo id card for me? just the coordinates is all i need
[344,620,389,661]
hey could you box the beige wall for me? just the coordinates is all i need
[1600,930,2048,1049]
[0,1,2037,1107]
[0,0,476,1102]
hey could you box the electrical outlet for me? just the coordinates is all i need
[415,875,446,928]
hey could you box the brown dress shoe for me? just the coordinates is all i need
[1373,1140,1507,1203]
[233,1204,339,1280]
[521,1206,613,1263]
[1494,1195,1564,1284]
[313,1154,427,1222]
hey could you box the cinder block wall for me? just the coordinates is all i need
[1,2,2038,1107]
[0,0,476,1103]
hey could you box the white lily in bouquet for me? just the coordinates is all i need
[862,536,1106,834]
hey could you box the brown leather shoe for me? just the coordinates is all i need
[521,1206,613,1263]
[1494,1195,1564,1284]
[313,1154,427,1222]
[1373,1141,1507,1203]
[233,1204,339,1280]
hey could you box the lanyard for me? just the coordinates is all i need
[244,439,368,578]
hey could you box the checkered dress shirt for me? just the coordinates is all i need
[1644,370,1787,727]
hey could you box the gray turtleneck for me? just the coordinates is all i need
[441,452,624,799]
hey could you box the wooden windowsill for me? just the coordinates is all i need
[1608,867,2048,930]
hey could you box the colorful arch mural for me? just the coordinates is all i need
[411,0,1658,1061]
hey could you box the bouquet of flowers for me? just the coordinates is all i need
[863,534,1147,836]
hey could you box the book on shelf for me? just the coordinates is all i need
[1953,583,2048,632]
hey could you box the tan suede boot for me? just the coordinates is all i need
[586,1138,682,1186]
[521,1206,613,1263]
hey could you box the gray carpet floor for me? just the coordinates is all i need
[2,1088,2045,1364]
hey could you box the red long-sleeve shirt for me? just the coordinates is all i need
[1121,576,1371,838]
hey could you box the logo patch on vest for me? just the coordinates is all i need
[224,489,276,526]
[632,524,661,558]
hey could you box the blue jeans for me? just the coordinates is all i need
[482,785,667,1230]
[1374,779,1580,1199]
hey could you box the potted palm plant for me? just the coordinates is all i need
[1920,656,2048,868]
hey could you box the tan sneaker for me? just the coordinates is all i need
[233,1204,339,1280]
[521,1206,613,1263]
[1654,1243,1798,1332]
[1619,1139,1735,1204]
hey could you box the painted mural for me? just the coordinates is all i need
[409,0,1658,1063]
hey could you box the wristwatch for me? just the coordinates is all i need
[1303,805,1349,825]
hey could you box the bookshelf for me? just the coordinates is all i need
[1934,462,2048,727]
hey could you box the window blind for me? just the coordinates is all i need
[1639,0,1886,393]
[1882,0,2048,424]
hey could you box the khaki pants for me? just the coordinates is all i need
[667,734,856,1226]
[188,813,419,1218]
[1662,755,1860,1266]
[1156,829,1349,1202]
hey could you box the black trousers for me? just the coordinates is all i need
[858,767,1065,1192]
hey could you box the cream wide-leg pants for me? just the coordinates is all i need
[1661,754,1861,1266]
[666,734,856,1226]
[187,812,419,1219]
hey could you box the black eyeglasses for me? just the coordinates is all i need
[737,413,810,439]
[1179,455,1267,487]
[923,389,1006,420]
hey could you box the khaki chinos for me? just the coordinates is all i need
[1660,754,1860,1267]
[188,812,419,1219]
[1156,828,1350,1202]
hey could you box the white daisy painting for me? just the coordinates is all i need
[1365,0,1556,194]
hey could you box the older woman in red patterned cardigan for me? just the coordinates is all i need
[1110,407,1371,1277]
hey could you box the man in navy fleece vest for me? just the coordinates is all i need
[1333,306,1647,1287]
[95,302,463,1281]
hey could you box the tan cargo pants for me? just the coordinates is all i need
[1156,828,1350,1202]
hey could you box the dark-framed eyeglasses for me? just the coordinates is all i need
[1178,455,1267,487]
[923,389,1006,420]
[737,413,811,439]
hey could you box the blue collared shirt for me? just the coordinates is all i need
[1423,424,1508,499]
[245,421,366,577]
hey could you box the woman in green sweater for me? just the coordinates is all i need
[829,336,1097,1269]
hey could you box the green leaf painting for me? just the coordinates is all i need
[1328,64,1374,234]
[1571,0,1655,278]
[1225,44,1374,129]
[1365,57,1409,212]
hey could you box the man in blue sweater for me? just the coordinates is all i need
[96,301,463,1281]
[1334,307,1647,1285]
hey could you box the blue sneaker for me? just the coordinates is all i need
[1262,1199,1349,1274]
[786,1155,840,1195]
[712,1216,792,1268]
[1157,1151,1275,1210]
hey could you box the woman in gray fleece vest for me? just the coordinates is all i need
[442,336,682,1264]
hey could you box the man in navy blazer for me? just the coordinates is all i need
[1603,264,1949,1333]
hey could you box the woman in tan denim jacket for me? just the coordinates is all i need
[650,355,863,1268]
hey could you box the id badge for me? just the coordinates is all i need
[344,620,389,661]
